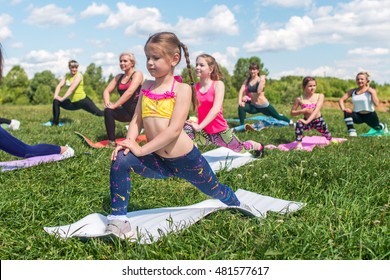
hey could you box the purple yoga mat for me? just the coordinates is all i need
[265,136,347,152]
[0,154,64,172]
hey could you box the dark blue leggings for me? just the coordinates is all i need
[0,127,61,158]
[110,146,240,215]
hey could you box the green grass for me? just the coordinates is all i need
[0,101,389,260]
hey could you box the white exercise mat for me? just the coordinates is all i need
[202,147,257,172]
[44,189,305,244]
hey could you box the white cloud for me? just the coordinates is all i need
[96,4,238,43]
[245,0,390,52]
[25,50,56,62]
[18,48,84,78]
[80,2,111,18]
[11,42,23,49]
[271,66,350,81]
[87,38,112,48]
[261,0,313,8]
[176,5,239,44]
[25,4,76,27]
[348,47,389,56]
[244,16,314,52]
[10,0,22,5]
[97,3,166,31]
[0,14,13,40]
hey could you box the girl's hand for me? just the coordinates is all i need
[298,118,308,125]
[185,120,202,132]
[111,144,126,161]
[344,108,352,113]
[55,96,64,102]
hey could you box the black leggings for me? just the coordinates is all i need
[104,103,137,141]
[343,111,382,132]
[53,97,103,125]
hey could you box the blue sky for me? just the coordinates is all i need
[1,0,390,84]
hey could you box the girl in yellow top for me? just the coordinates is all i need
[106,32,243,239]
[44,60,103,126]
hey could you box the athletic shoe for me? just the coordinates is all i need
[348,131,357,137]
[296,143,303,150]
[245,124,255,131]
[9,119,20,130]
[289,120,294,127]
[383,123,388,134]
[43,121,53,127]
[61,146,74,159]
[106,217,135,239]
[57,122,64,127]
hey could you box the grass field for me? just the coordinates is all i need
[0,100,389,260]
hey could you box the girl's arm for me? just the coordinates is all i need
[257,75,266,94]
[290,97,302,116]
[195,80,225,131]
[112,71,144,109]
[103,74,121,108]
[302,94,325,123]
[111,84,144,160]
[367,87,380,106]
[338,89,353,113]
[238,81,247,107]
[61,73,82,100]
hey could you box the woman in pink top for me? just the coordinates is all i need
[185,54,264,157]
[290,76,332,149]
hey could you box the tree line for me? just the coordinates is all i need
[1,56,389,105]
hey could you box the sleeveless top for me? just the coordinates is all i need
[65,72,86,102]
[246,80,259,93]
[196,81,228,134]
[301,94,319,109]
[352,89,375,112]
[116,72,141,111]
[141,80,176,119]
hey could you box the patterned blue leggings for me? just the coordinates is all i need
[110,146,240,215]
[295,116,332,142]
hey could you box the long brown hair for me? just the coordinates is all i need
[196,53,223,81]
[145,32,198,110]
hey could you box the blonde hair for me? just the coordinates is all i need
[119,52,136,65]
[356,71,370,84]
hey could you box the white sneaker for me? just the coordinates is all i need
[348,131,357,137]
[106,215,135,239]
[61,145,74,159]
[383,123,388,134]
[9,119,20,130]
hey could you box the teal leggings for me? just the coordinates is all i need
[238,102,290,125]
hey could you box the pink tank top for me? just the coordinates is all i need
[196,81,228,134]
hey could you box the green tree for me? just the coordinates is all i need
[83,63,106,101]
[0,65,29,104]
[28,70,58,104]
